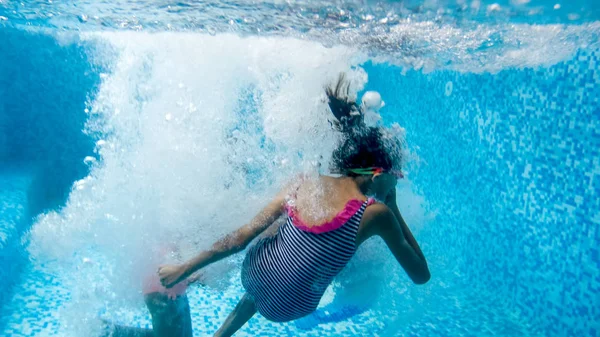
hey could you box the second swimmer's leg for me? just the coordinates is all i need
[214,293,257,337]
[144,292,193,337]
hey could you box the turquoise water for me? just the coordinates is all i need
[1,1,599,336]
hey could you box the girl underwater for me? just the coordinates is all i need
[158,74,430,336]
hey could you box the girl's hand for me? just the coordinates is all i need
[158,264,188,288]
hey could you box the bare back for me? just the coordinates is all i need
[292,175,368,228]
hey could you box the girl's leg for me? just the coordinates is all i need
[214,293,257,337]
[144,292,193,337]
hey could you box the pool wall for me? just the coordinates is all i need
[0,28,100,327]
[364,49,600,336]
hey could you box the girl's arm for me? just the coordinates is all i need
[361,202,430,284]
[384,188,427,261]
[358,186,429,284]
[159,188,288,288]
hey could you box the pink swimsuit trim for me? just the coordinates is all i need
[286,198,375,234]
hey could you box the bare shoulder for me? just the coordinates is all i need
[357,202,395,243]
[363,202,394,222]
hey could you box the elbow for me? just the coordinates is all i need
[225,243,245,256]
[225,232,251,255]
[412,267,431,285]
[211,238,247,259]
[235,242,249,253]
[232,238,250,254]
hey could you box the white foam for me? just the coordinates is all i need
[357,21,600,73]
[25,32,433,334]
[19,32,356,332]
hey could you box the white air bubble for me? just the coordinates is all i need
[487,3,501,12]
[83,156,96,164]
[554,4,561,10]
[74,179,87,190]
[165,113,173,121]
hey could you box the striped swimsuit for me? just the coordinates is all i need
[241,198,374,322]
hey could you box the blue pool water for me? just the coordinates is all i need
[1,1,599,336]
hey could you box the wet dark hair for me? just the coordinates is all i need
[325,73,363,131]
[326,74,402,175]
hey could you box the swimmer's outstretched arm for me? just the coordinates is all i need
[159,187,289,288]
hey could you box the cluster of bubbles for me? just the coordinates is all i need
[24,32,432,334]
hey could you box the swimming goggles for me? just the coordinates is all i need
[348,167,404,179]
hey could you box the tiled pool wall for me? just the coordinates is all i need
[0,28,100,328]
[0,28,598,336]
[0,173,31,314]
[365,48,599,336]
